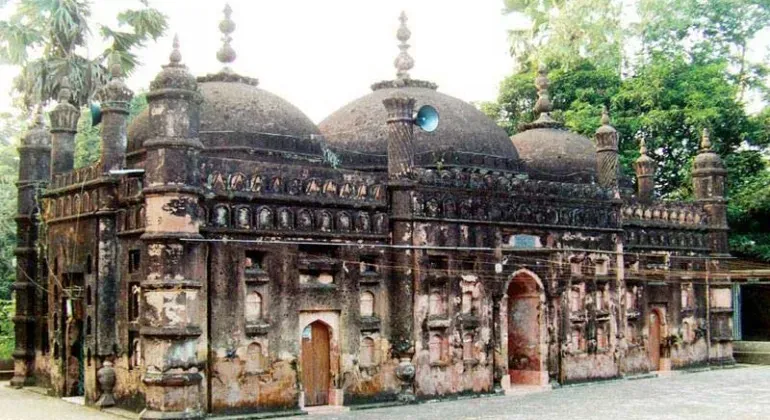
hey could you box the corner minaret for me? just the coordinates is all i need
[634,138,655,201]
[692,128,728,253]
[11,107,51,388]
[99,51,134,172]
[49,76,79,175]
[140,36,205,419]
[595,106,619,190]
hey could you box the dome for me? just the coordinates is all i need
[197,78,320,142]
[511,127,597,182]
[319,80,519,161]
[127,109,150,153]
[126,75,320,153]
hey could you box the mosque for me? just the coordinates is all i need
[11,5,736,418]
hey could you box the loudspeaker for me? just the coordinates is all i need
[414,105,439,132]
[90,102,102,126]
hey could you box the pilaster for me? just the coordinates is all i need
[49,77,79,176]
[139,37,205,420]
[11,109,51,387]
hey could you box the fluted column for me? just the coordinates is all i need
[139,37,205,420]
[99,52,133,173]
[383,95,415,179]
[383,93,417,402]
[11,109,51,387]
[595,107,619,190]
[49,77,79,176]
[692,129,728,254]
[634,138,655,202]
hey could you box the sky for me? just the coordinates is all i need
[0,0,527,122]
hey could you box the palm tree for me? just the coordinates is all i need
[0,0,167,109]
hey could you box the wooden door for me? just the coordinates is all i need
[648,312,661,371]
[302,321,330,406]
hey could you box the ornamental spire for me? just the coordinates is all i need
[394,11,414,80]
[533,63,554,123]
[601,105,610,126]
[109,50,123,78]
[217,3,236,70]
[700,128,712,150]
[169,34,182,66]
[639,137,648,155]
[57,76,72,103]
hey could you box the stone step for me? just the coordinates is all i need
[733,341,770,364]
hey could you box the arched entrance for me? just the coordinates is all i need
[301,321,331,406]
[648,310,662,370]
[506,271,546,385]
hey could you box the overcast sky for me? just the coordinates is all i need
[0,0,526,122]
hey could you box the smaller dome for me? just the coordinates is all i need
[692,129,725,173]
[127,109,150,153]
[511,127,597,182]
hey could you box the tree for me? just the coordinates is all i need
[504,0,625,73]
[0,0,167,109]
[487,0,770,261]
[74,92,147,168]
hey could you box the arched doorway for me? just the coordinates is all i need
[507,271,546,385]
[648,310,662,370]
[301,321,331,406]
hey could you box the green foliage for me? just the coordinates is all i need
[0,0,167,109]
[0,113,22,300]
[489,0,770,261]
[504,0,625,72]
[0,300,15,359]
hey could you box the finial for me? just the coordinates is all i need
[394,11,414,80]
[33,104,45,126]
[57,76,72,103]
[533,63,553,119]
[108,51,123,78]
[217,3,236,67]
[601,105,610,125]
[700,128,711,150]
[169,34,182,65]
[639,138,647,155]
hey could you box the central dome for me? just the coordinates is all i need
[127,74,320,155]
[319,80,519,160]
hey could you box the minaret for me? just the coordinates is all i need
[11,108,51,387]
[139,36,205,419]
[692,128,728,253]
[99,51,134,172]
[595,106,619,190]
[634,138,655,202]
[49,76,79,175]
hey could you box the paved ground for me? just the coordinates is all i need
[2,366,770,419]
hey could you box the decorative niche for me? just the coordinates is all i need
[244,250,269,283]
[359,255,381,285]
[298,245,338,286]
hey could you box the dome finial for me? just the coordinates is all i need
[639,137,647,155]
[533,63,554,122]
[217,3,237,70]
[700,127,712,150]
[394,11,414,80]
[57,76,72,103]
[601,105,610,125]
[169,34,182,65]
[109,50,123,78]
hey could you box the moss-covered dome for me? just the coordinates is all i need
[319,79,518,161]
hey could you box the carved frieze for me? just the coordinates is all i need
[205,203,386,235]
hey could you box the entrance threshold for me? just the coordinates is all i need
[61,396,85,406]
[304,405,350,415]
